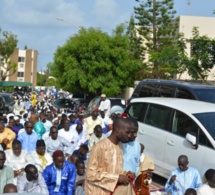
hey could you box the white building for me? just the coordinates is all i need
[177,15,215,80]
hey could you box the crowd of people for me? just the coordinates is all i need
[0,91,214,195]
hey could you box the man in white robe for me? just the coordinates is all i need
[98,94,111,117]
[70,124,87,149]
[5,140,34,184]
[17,164,48,194]
[45,126,74,156]
[197,169,215,195]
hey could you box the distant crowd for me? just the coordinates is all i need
[0,91,214,195]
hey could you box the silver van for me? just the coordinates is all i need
[124,97,215,178]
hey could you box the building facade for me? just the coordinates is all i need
[177,15,215,80]
[8,48,38,86]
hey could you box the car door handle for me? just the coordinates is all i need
[139,130,145,135]
[167,140,175,146]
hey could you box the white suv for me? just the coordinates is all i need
[124,97,215,178]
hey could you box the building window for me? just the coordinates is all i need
[18,57,25,62]
[19,63,24,68]
[18,72,24,77]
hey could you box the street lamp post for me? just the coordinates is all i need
[56,18,81,30]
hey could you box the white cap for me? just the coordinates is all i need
[14,116,19,120]
[101,94,106,98]
[58,114,62,117]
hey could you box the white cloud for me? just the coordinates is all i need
[1,0,84,28]
[92,0,119,28]
[92,0,131,30]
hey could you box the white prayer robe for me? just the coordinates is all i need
[197,183,215,195]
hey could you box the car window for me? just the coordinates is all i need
[176,88,195,99]
[127,103,147,122]
[110,99,125,108]
[172,110,213,148]
[194,89,215,103]
[138,84,158,97]
[157,85,175,97]
[0,94,14,104]
[172,110,198,137]
[145,104,172,130]
[194,112,215,148]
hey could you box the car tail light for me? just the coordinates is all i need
[121,112,128,118]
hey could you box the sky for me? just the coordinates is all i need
[1,0,215,71]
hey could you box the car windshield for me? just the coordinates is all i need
[0,94,14,104]
[193,112,215,140]
[195,89,215,103]
[55,99,71,107]
[88,98,100,109]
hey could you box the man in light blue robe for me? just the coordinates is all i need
[122,118,141,176]
[165,155,202,195]
[18,121,40,152]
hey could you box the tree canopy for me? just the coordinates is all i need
[0,28,18,81]
[52,25,142,96]
[134,0,186,78]
[185,27,215,81]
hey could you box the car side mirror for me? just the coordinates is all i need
[186,133,198,149]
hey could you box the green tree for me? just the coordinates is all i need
[126,15,144,60]
[0,28,18,81]
[52,26,141,96]
[185,27,215,81]
[134,0,184,78]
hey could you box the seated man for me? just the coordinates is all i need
[43,150,76,195]
[185,188,197,195]
[3,183,18,193]
[17,164,49,194]
[84,110,104,139]
[0,151,14,193]
[68,154,79,165]
[88,124,105,151]
[0,120,16,149]
[197,169,215,195]
[45,126,74,156]
[6,118,20,138]
[165,155,202,195]
[18,121,40,152]
[75,160,86,195]
[70,124,87,150]
[72,145,89,161]
[29,139,52,172]
[5,140,34,184]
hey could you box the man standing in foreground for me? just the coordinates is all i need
[85,118,136,195]
[165,155,202,195]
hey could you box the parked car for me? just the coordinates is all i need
[86,97,126,115]
[130,79,215,104]
[0,92,15,114]
[123,97,215,178]
[53,98,75,112]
